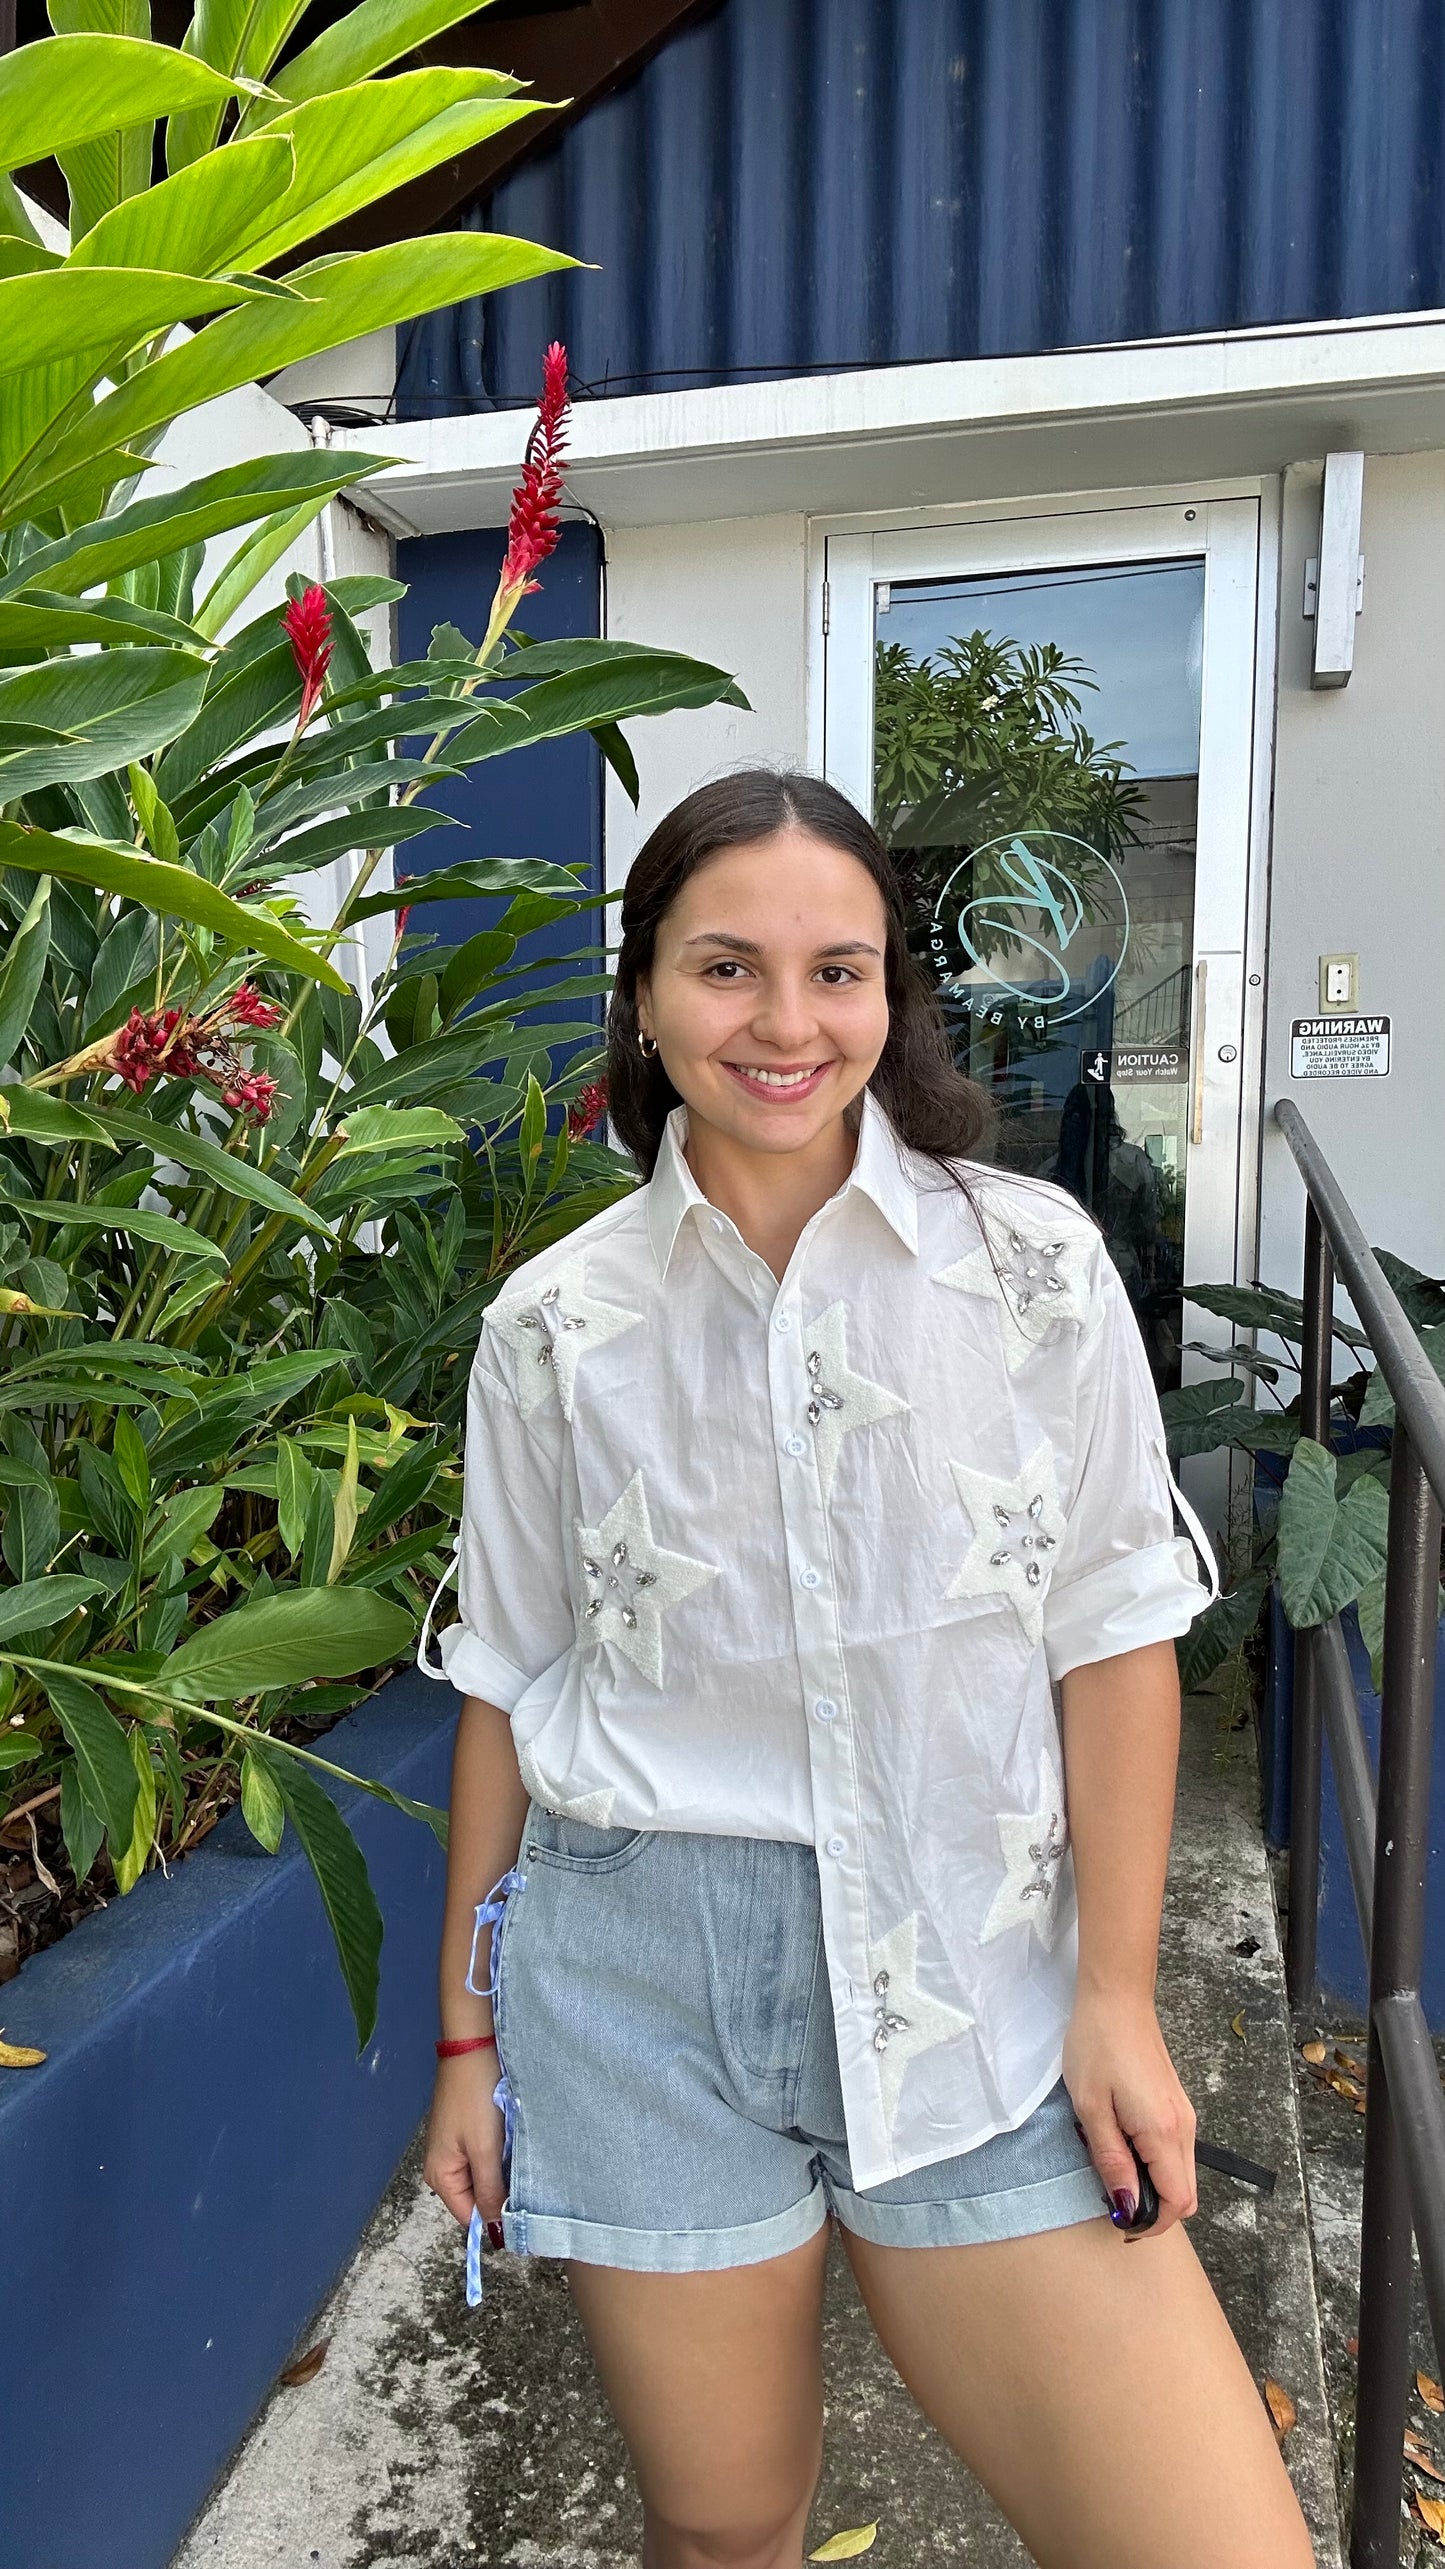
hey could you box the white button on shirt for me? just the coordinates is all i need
[437,1089,1215,2190]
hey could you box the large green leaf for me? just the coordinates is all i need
[48,0,154,242]
[0,265,263,388]
[333,1105,463,1157]
[243,802,457,883]
[17,1202,227,1267]
[92,1100,335,1235]
[0,647,207,793]
[165,1585,413,1696]
[154,637,298,801]
[1176,1569,1270,1690]
[1276,1437,1391,1629]
[348,855,589,919]
[71,131,295,278]
[0,450,395,593]
[1187,1281,1368,1350]
[441,653,751,765]
[0,1085,116,1148]
[0,1575,104,1643]
[0,824,350,991]
[0,876,49,1066]
[241,0,517,127]
[27,236,573,501]
[251,1740,382,2049]
[0,589,206,652]
[228,74,543,269]
[0,33,250,172]
[46,1668,139,1848]
[1158,1376,1246,1459]
[166,0,308,172]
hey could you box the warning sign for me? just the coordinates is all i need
[1113,1043,1187,1085]
[1290,1015,1391,1079]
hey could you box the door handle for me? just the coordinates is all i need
[1190,958,1208,1147]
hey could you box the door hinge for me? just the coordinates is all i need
[821,579,830,636]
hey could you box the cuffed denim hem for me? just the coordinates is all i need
[828,2161,1109,2249]
[501,2183,830,2272]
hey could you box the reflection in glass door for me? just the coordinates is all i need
[823,503,1259,1395]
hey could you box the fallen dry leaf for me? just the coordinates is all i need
[1420,2373,1445,2415]
[279,2337,330,2389]
[1301,2039,1327,2064]
[1334,2048,1366,2076]
[1230,2010,1247,2040]
[1326,2071,1364,2102]
[1347,2336,1360,2359]
[1405,2431,1445,2484]
[0,2034,46,2067]
[1416,2492,1445,2540]
[808,2531,878,2562]
[1264,2378,1297,2440]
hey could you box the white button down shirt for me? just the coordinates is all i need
[436,1089,1214,2189]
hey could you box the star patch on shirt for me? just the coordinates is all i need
[979,1752,1073,1950]
[575,1469,720,1688]
[802,1300,909,1502]
[489,1253,643,1419]
[866,1910,976,2129]
[945,1443,1068,1643]
[931,1201,1093,1371]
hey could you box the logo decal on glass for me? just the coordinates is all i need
[927,830,1131,1033]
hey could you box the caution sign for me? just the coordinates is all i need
[1290,1015,1391,1078]
[1113,1043,1187,1085]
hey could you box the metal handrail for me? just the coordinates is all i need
[1273,1099,1445,2569]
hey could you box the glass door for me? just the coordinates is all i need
[822,501,1259,1392]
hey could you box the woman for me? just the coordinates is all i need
[421,771,1316,2569]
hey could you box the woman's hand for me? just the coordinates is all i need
[1063,1984,1198,2237]
[424,2055,508,2237]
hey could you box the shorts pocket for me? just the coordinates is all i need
[521,1801,653,1873]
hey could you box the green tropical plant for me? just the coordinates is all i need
[0,11,751,2044]
[873,632,1146,973]
[1160,1256,1445,1692]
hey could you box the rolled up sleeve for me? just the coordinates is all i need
[443,1329,575,1709]
[1042,1247,1213,1682]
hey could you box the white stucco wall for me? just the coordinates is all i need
[1259,449,1445,1299]
[599,512,809,891]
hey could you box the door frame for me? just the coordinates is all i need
[808,479,1281,1441]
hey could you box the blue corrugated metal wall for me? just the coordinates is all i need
[397,0,1445,419]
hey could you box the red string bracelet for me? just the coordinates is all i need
[435,2034,496,2057]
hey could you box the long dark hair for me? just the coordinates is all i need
[605,769,995,1189]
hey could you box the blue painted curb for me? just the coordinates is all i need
[0,1666,458,2569]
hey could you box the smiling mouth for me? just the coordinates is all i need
[721,1061,834,1095]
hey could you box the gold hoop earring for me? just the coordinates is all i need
[638,1030,659,1059]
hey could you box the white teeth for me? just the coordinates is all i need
[730,1065,821,1088]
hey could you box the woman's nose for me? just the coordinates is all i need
[748,980,819,1048]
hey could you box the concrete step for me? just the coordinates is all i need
[175,1670,1344,2568]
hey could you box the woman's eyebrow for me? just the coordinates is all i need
[680,932,883,959]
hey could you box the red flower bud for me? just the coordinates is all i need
[498,342,570,602]
[566,1075,609,1141]
[282,584,333,728]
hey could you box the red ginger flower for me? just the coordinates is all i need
[567,1075,608,1141]
[282,584,332,728]
[495,343,570,615]
[220,1071,279,1124]
[228,981,283,1030]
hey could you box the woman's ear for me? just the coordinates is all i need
[635,969,652,1039]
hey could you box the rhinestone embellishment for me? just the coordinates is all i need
[871,1967,911,2053]
[581,1538,658,1629]
[1022,1812,1067,1906]
[1000,1230,1070,1317]
[515,1280,588,1367]
[988,1490,1059,1586]
[805,1345,845,1426]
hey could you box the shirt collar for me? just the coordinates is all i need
[644,1085,920,1278]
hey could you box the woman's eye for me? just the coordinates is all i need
[703,959,748,980]
[817,965,859,985]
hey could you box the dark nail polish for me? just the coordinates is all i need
[1110,2190,1138,2226]
[486,2220,504,2250]
[1072,2117,1088,2143]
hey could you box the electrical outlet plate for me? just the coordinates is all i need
[1318,953,1359,1012]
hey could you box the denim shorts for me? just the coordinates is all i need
[482,1805,1110,2272]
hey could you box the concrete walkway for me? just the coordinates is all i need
[175,1669,1344,2569]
